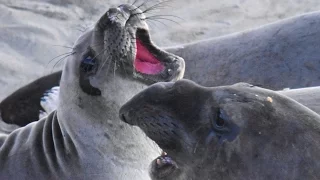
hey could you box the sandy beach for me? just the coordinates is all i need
[1,0,320,99]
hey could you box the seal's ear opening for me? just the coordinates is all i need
[79,50,101,96]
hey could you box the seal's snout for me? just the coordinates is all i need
[119,108,130,124]
[106,5,131,22]
[119,105,137,125]
[98,4,136,29]
[120,113,127,123]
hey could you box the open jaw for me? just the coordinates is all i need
[150,151,180,179]
[134,29,164,75]
[134,39,164,75]
[132,29,183,82]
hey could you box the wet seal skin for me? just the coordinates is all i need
[120,79,320,180]
[0,3,184,180]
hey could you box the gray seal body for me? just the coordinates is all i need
[120,79,320,180]
[167,11,320,90]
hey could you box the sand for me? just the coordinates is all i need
[1,0,320,99]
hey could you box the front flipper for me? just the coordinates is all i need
[0,71,62,127]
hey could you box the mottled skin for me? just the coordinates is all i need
[0,4,184,180]
[120,79,320,180]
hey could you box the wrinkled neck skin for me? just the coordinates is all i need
[58,27,160,179]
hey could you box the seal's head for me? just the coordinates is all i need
[56,4,185,177]
[61,3,184,101]
[120,79,320,179]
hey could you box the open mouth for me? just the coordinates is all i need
[151,151,178,178]
[132,29,170,76]
[134,39,165,75]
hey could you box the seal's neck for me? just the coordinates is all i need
[57,59,159,177]
[58,57,149,133]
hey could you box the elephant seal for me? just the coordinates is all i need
[0,3,184,180]
[166,11,320,89]
[120,79,320,180]
[2,11,320,126]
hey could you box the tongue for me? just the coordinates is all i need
[134,39,165,75]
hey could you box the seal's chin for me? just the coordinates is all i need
[134,39,165,75]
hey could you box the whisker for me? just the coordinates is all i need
[142,0,174,13]
[113,61,117,87]
[131,0,160,13]
[145,19,158,29]
[131,0,140,6]
[91,46,108,62]
[120,58,129,79]
[104,57,113,77]
[136,0,151,10]
[193,140,200,153]
[46,52,74,67]
[73,27,86,32]
[90,43,104,48]
[50,52,75,73]
[130,3,170,17]
[143,5,171,14]
[97,56,111,75]
[146,18,169,27]
[94,45,115,74]
[76,24,91,32]
[146,17,181,25]
[147,14,184,21]
[50,44,74,49]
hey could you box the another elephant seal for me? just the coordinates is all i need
[0,4,184,180]
[120,79,320,180]
[167,11,320,89]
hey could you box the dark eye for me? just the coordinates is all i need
[80,55,96,73]
[214,109,225,128]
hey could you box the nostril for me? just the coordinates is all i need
[120,113,128,123]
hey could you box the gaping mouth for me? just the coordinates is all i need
[151,151,179,179]
[134,39,165,75]
[133,29,166,75]
[131,28,183,81]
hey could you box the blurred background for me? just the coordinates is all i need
[1,0,320,99]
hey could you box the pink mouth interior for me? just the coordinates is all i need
[134,39,165,75]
